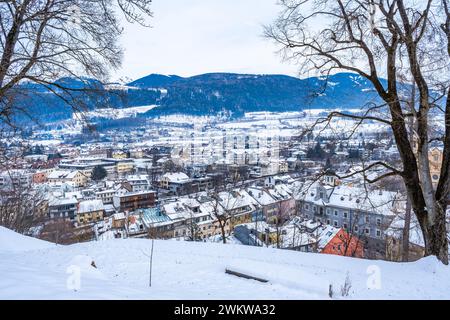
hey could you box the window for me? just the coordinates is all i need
[343,212,348,219]
[334,221,338,227]
[376,218,381,227]
[365,228,370,235]
[334,210,338,216]
[343,223,348,229]
[326,219,331,225]
[326,208,330,215]
[305,204,309,210]
[313,206,317,213]
[376,229,381,237]
[365,216,370,223]
[354,226,359,232]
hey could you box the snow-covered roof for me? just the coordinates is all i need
[247,187,276,206]
[47,170,80,180]
[162,172,190,183]
[292,181,399,216]
[78,200,104,214]
[218,189,257,210]
[48,197,78,207]
[316,225,341,250]
[139,207,172,227]
[112,212,126,220]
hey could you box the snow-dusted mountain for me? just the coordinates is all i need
[1,226,449,300]
[128,72,384,117]
[14,72,388,125]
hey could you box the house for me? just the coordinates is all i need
[267,184,296,223]
[138,207,174,238]
[164,197,216,240]
[278,160,289,173]
[159,172,190,194]
[77,200,105,225]
[281,218,364,257]
[216,189,258,228]
[48,197,78,221]
[319,226,364,258]
[47,170,88,187]
[95,188,116,204]
[197,195,233,238]
[247,187,280,222]
[112,212,126,229]
[0,170,33,191]
[113,190,157,212]
[234,221,278,246]
[293,181,399,259]
[116,160,134,176]
[32,171,48,184]
[125,175,152,192]
[190,177,214,193]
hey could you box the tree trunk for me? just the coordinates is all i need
[402,196,411,262]
[220,222,227,244]
[417,205,449,265]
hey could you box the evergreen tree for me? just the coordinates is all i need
[307,141,326,160]
[91,166,107,181]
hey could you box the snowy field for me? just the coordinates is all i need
[73,105,157,120]
[1,226,449,300]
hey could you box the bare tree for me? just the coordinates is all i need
[0,138,47,233]
[0,0,152,240]
[186,210,201,241]
[266,0,450,264]
[209,173,244,244]
[0,0,152,126]
[0,183,46,234]
[273,198,294,248]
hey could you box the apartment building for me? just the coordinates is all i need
[294,182,400,258]
[113,190,157,212]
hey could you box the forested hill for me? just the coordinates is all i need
[14,72,387,124]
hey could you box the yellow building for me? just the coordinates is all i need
[116,161,134,175]
[77,200,105,225]
[47,170,89,187]
[112,151,128,159]
[429,147,443,188]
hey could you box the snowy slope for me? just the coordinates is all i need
[0,226,53,252]
[0,227,449,300]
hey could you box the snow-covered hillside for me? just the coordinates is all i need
[0,226,449,300]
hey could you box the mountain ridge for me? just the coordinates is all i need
[12,72,388,124]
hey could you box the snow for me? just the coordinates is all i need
[162,172,190,183]
[0,226,53,252]
[73,105,157,121]
[78,200,104,214]
[1,227,450,300]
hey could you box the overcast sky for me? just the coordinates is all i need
[114,0,299,82]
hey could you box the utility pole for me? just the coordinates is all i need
[149,239,154,287]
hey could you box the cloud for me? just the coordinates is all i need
[114,0,298,81]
